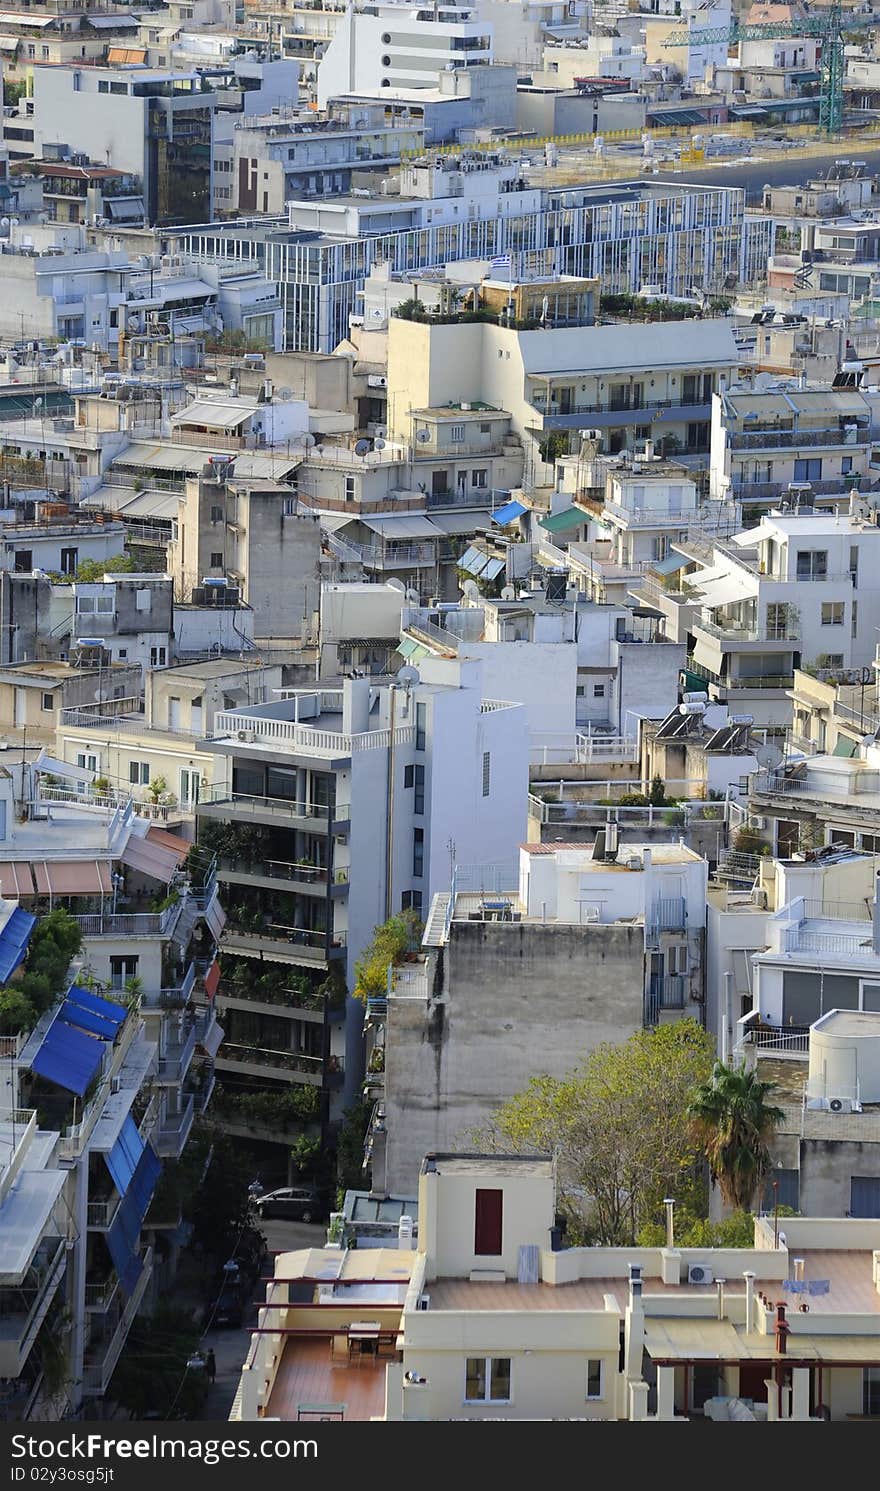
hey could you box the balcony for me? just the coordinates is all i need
[87,1195,122,1231]
[0,1237,67,1380]
[208,708,414,759]
[215,1043,340,1087]
[198,787,349,832]
[74,900,184,940]
[528,394,711,432]
[693,616,800,647]
[81,1248,152,1398]
[156,1021,197,1086]
[729,425,869,451]
[215,977,332,1024]
[217,855,348,897]
[687,658,795,692]
[142,960,197,1010]
[645,973,687,1023]
[221,920,346,967]
[154,1094,195,1158]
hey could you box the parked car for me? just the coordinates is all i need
[209,1283,245,1330]
[252,1186,323,1222]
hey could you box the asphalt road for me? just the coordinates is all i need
[200,1219,326,1422]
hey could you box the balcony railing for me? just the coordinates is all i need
[74,902,182,938]
[730,426,869,451]
[0,1237,66,1379]
[694,616,800,644]
[200,786,347,821]
[209,709,414,756]
[687,659,795,691]
[223,918,346,954]
[81,1248,152,1397]
[216,1043,341,1082]
[86,1195,122,1230]
[155,1094,195,1157]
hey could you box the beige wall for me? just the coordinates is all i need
[419,1166,556,1281]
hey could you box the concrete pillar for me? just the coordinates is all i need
[656,1365,677,1420]
[792,1367,811,1421]
[765,1380,778,1421]
[239,1365,259,1421]
[629,1381,649,1421]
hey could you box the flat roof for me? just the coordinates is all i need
[422,1153,553,1178]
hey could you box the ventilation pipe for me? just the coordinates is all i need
[663,1197,675,1250]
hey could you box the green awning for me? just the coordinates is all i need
[397,636,428,661]
[650,109,706,127]
[833,736,858,758]
[539,506,588,535]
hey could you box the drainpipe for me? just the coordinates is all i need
[743,1270,756,1333]
[721,970,733,1065]
[384,685,396,921]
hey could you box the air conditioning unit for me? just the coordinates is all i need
[236,729,256,742]
[827,1096,862,1114]
[687,1263,714,1285]
[416,1294,431,1311]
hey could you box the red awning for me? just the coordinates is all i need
[0,863,34,898]
[31,861,113,897]
[203,957,220,1000]
[121,826,190,884]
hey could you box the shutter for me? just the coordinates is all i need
[474,1188,503,1256]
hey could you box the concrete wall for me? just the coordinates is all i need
[384,921,645,1193]
[798,1138,880,1218]
[420,1164,556,1279]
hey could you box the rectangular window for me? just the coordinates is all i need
[60,546,78,575]
[109,955,138,990]
[793,458,822,483]
[864,1368,880,1416]
[415,702,427,751]
[796,549,827,580]
[150,646,166,667]
[465,1357,511,1403]
[14,550,32,574]
[852,600,859,638]
[41,692,54,712]
[404,764,414,788]
[412,826,424,878]
[413,763,425,815]
[129,760,150,785]
[450,424,465,443]
[842,455,853,475]
[821,601,844,626]
[210,552,223,567]
[471,469,488,488]
[210,505,223,522]
[851,545,859,587]
[344,475,356,501]
[474,1187,503,1256]
[593,684,605,699]
[77,595,95,613]
[283,496,297,516]
[667,944,689,976]
[586,1360,603,1400]
[481,751,490,798]
[96,595,113,614]
[402,889,423,912]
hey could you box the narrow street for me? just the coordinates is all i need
[200,1220,327,1421]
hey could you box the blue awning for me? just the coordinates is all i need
[64,985,127,1029]
[31,1019,104,1096]
[129,1142,161,1219]
[106,1196,144,1297]
[491,499,527,525]
[59,998,119,1041]
[105,1115,146,1197]
[0,906,36,983]
[459,545,491,576]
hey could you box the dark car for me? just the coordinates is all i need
[209,1283,245,1330]
[252,1186,323,1222]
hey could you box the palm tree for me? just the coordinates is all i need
[688,1061,785,1211]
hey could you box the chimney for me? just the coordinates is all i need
[398,1214,414,1250]
[873,872,880,955]
[624,1263,645,1379]
[775,1302,789,1355]
[605,818,619,862]
[743,1271,756,1333]
[641,847,652,873]
[716,1277,726,1320]
[663,1197,675,1250]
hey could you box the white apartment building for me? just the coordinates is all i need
[176,175,770,353]
[196,665,528,1118]
[315,2,493,108]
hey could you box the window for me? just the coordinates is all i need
[344,475,356,502]
[413,764,425,815]
[13,551,32,574]
[851,544,859,586]
[793,458,822,483]
[586,1360,603,1400]
[465,1357,511,1404]
[412,827,424,878]
[481,751,490,798]
[210,552,223,567]
[98,79,109,93]
[109,955,138,990]
[129,761,150,785]
[210,505,223,522]
[415,702,426,751]
[60,546,78,575]
[404,764,414,788]
[471,469,487,488]
[667,944,689,976]
[796,550,827,580]
[283,496,297,517]
[150,646,166,667]
[401,890,423,912]
[474,1187,503,1255]
[821,653,843,669]
[593,684,605,699]
[449,424,465,443]
[864,1368,880,1417]
[842,455,853,475]
[821,601,844,626]
[852,600,858,639]
[851,1177,880,1218]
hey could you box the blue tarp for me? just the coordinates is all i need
[0,906,36,983]
[129,1142,161,1219]
[31,1019,104,1096]
[491,499,527,526]
[105,1115,145,1197]
[105,1141,161,1297]
[64,986,126,1029]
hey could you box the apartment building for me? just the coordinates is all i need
[0,658,142,745]
[672,504,880,727]
[234,1153,880,1422]
[749,742,880,858]
[175,175,769,354]
[168,464,322,640]
[195,666,528,1132]
[0,784,222,1416]
[709,386,878,507]
[787,662,880,760]
[315,1,492,108]
[377,836,707,1193]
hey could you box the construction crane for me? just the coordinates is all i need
[664,3,869,136]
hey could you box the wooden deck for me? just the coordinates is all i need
[265,1338,389,1422]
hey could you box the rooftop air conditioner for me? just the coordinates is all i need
[687,1263,714,1285]
[827,1096,861,1113]
[236,729,256,742]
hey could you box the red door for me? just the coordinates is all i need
[474,1188,503,1256]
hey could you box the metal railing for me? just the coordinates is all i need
[209,709,415,756]
[59,696,144,727]
[216,1043,339,1079]
[155,1094,195,1156]
[200,786,348,821]
[223,919,345,952]
[74,902,181,937]
[729,426,869,451]
[647,896,687,934]
[695,616,799,644]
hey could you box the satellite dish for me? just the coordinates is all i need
[462,578,480,601]
[300,433,316,448]
[416,429,431,443]
[354,438,371,456]
[370,308,383,320]
[387,578,406,593]
[374,438,386,451]
[757,742,784,769]
[405,587,419,603]
[396,665,419,686]
[276,386,293,400]
[500,585,516,599]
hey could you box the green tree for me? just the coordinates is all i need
[688,1061,785,1211]
[0,988,35,1034]
[352,909,422,1003]
[74,554,136,583]
[479,1020,715,1244]
[648,773,667,806]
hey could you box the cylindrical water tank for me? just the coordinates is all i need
[808,1010,880,1103]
